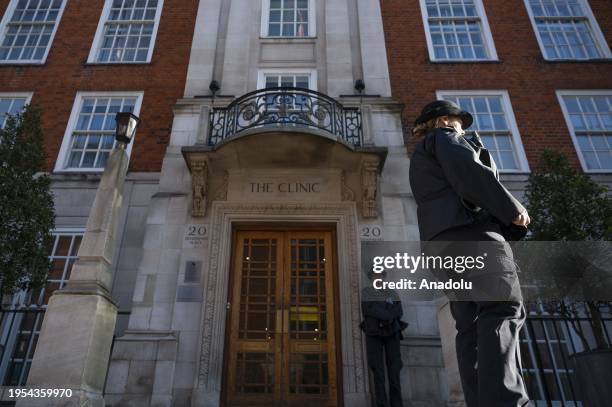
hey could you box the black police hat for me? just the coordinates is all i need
[414,100,473,129]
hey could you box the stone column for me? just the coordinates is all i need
[437,298,467,407]
[20,144,130,407]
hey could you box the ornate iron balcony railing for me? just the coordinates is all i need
[208,87,362,146]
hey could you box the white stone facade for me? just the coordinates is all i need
[74,1,450,406]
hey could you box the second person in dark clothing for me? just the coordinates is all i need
[361,269,408,407]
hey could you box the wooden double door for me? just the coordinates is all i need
[224,229,339,406]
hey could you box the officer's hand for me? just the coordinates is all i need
[512,211,530,226]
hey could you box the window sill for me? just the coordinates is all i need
[52,169,105,175]
[427,58,501,64]
[49,172,104,182]
[83,61,153,66]
[0,61,46,67]
[259,36,317,43]
[541,57,612,63]
[582,169,612,174]
[498,171,532,176]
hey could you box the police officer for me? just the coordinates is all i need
[361,268,408,407]
[408,100,531,407]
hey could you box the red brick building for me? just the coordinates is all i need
[0,0,199,396]
[0,0,197,172]
[382,0,612,172]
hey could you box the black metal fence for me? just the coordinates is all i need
[208,87,363,146]
[1,299,609,406]
[521,301,612,407]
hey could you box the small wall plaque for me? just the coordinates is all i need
[183,223,209,248]
[185,261,201,283]
[360,224,384,241]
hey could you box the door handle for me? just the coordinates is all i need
[263,310,286,340]
[267,309,290,338]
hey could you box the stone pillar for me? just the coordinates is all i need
[103,110,195,406]
[437,299,467,407]
[20,144,130,406]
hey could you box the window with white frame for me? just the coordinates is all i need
[55,92,143,171]
[262,0,314,38]
[0,230,83,386]
[420,0,497,61]
[558,91,612,171]
[0,0,66,63]
[88,0,164,63]
[0,93,31,128]
[258,71,316,108]
[525,0,611,60]
[257,70,317,90]
[263,73,311,89]
[438,91,529,171]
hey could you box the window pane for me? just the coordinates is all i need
[597,151,612,169]
[265,75,279,88]
[282,24,294,36]
[269,10,281,22]
[501,134,517,150]
[500,151,518,169]
[268,24,281,36]
[583,151,599,169]
[576,135,591,151]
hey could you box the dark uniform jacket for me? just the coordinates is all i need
[360,287,409,337]
[409,127,527,241]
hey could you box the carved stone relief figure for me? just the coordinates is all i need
[361,158,379,218]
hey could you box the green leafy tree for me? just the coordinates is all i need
[524,149,612,350]
[0,105,55,295]
[525,149,611,241]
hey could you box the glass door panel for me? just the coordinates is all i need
[226,230,337,407]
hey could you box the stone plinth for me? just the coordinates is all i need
[19,292,117,406]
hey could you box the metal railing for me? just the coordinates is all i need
[208,87,363,146]
[521,301,612,407]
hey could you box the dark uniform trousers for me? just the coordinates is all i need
[366,332,403,407]
[431,223,530,407]
[361,290,406,407]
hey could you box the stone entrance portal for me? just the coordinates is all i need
[182,129,387,406]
